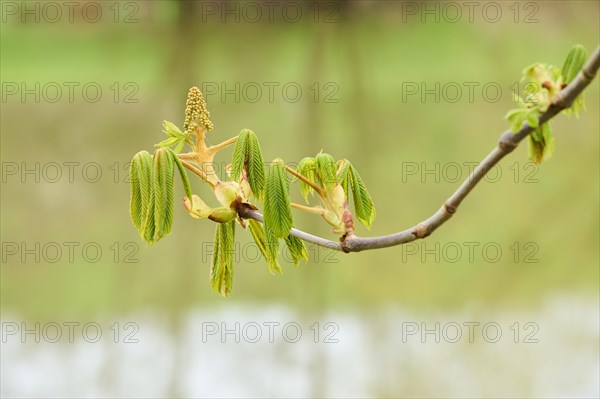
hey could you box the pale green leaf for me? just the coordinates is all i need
[265,224,281,273]
[561,45,588,117]
[315,152,337,189]
[264,159,294,239]
[505,108,527,133]
[336,159,351,200]
[526,110,539,128]
[156,137,180,148]
[130,150,153,238]
[230,129,249,182]
[296,157,317,203]
[210,221,235,297]
[163,120,183,136]
[348,163,376,228]
[284,234,308,266]
[246,130,266,199]
[528,123,554,164]
[156,120,193,153]
[231,129,266,199]
[152,148,175,242]
[561,44,588,84]
[248,219,281,274]
[167,148,192,203]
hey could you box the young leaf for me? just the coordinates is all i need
[156,120,193,153]
[284,234,308,266]
[561,44,588,84]
[336,159,352,199]
[265,224,281,273]
[168,148,192,203]
[246,130,266,199]
[230,129,249,182]
[152,148,175,242]
[230,129,266,199]
[296,157,317,203]
[526,109,540,128]
[315,152,337,189]
[248,219,281,274]
[561,45,588,117]
[528,123,554,164]
[264,159,294,238]
[210,220,235,297]
[505,108,526,133]
[348,163,376,228]
[130,150,153,237]
[528,135,544,165]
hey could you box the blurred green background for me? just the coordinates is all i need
[1,1,598,397]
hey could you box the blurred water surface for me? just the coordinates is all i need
[2,295,598,397]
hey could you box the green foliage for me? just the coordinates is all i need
[211,221,235,297]
[528,123,555,165]
[561,44,588,84]
[561,44,588,116]
[230,129,266,199]
[129,150,153,238]
[337,160,376,228]
[284,234,308,266]
[129,149,176,244]
[315,152,337,189]
[248,219,281,274]
[155,121,193,153]
[505,104,540,133]
[152,148,175,242]
[264,225,281,272]
[169,148,193,203]
[296,157,317,203]
[264,159,294,239]
[336,159,351,195]
[505,45,588,164]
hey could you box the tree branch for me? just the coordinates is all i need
[240,45,600,253]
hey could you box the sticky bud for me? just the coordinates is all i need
[214,181,241,209]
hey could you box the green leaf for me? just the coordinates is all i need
[248,219,281,274]
[561,44,588,84]
[315,152,337,189]
[129,150,153,238]
[265,224,281,272]
[156,120,193,153]
[163,120,183,136]
[231,129,266,199]
[528,123,554,165]
[246,130,266,199]
[210,221,235,297]
[284,234,308,266]
[296,157,317,203]
[264,159,294,239]
[561,45,588,117]
[152,148,175,242]
[168,148,192,203]
[230,130,249,182]
[156,137,180,148]
[336,159,351,200]
[528,135,544,165]
[505,108,528,133]
[526,109,540,128]
[348,163,376,228]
